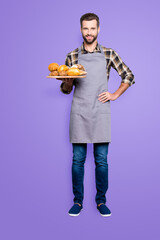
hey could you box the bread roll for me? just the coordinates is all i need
[49,70,59,76]
[48,63,59,71]
[59,70,68,76]
[57,65,69,72]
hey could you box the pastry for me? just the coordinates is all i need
[67,68,80,76]
[49,71,59,76]
[59,70,68,76]
[57,65,69,72]
[71,64,85,71]
[48,63,59,71]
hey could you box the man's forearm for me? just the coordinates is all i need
[113,82,130,99]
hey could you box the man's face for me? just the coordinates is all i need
[81,19,100,45]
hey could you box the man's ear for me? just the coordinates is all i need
[98,26,100,33]
[80,27,82,33]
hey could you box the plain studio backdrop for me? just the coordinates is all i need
[0,0,160,239]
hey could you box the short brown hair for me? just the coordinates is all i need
[80,13,100,28]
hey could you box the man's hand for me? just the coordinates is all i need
[57,78,75,93]
[98,83,130,103]
[98,92,118,102]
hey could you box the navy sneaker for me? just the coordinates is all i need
[97,203,111,217]
[68,203,83,216]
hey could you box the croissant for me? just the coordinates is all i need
[67,68,80,76]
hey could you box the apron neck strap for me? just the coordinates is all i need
[78,46,82,54]
[78,43,104,55]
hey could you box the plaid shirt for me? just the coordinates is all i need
[60,42,135,94]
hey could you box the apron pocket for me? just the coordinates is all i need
[92,112,111,142]
[96,100,111,114]
[69,112,93,142]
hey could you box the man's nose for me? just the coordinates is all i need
[87,29,92,35]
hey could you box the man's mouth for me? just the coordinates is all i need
[86,36,93,39]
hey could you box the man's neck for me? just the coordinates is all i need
[83,40,98,53]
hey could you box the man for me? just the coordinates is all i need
[58,13,135,217]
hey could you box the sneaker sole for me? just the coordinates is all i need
[68,208,83,216]
[100,213,112,217]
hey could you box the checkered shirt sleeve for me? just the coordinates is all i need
[111,49,135,86]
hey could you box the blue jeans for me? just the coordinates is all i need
[72,142,109,206]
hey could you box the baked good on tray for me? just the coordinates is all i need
[47,63,86,77]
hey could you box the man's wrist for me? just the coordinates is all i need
[113,83,130,99]
[112,92,119,100]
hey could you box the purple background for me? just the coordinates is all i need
[1,0,160,239]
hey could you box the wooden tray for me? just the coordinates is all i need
[46,75,87,79]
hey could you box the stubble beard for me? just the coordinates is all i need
[82,33,98,45]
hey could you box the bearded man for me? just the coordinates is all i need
[58,13,135,217]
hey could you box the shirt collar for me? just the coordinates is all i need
[81,42,101,54]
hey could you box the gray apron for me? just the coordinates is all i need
[69,44,111,143]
